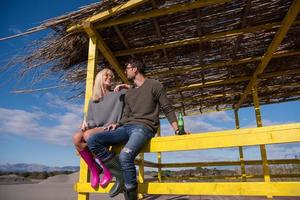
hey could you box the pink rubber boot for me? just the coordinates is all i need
[79,147,102,188]
[97,158,113,188]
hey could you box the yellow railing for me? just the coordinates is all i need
[74,123,300,198]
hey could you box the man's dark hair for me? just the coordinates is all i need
[126,58,145,74]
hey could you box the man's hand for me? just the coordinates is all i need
[104,123,119,131]
[80,121,88,131]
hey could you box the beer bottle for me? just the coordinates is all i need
[178,112,185,135]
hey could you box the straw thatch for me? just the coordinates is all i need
[4,0,300,115]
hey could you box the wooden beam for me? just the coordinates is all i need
[67,0,150,32]
[113,21,300,57]
[166,68,300,93]
[235,0,300,109]
[159,158,300,168]
[172,81,300,106]
[76,182,300,196]
[108,123,300,153]
[113,25,136,58]
[175,96,300,118]
[148,49,300,78]
[95,0,231,29]
[84,23,129,83]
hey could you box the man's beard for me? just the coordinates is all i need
[127,76,134,81]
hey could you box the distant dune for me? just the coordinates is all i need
[0,174,33,185]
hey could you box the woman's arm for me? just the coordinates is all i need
[114,84,132,92]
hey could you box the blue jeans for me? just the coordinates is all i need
[87,124,154,190]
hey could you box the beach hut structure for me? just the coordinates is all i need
[3,0,300,199]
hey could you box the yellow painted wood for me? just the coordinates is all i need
[109,123,300,153]
[156,127,162,182]
[234,110,247,182]
[235,0,300,109]
[114,21,300,57]
[83,23,129,83]
[67,0,149,32]
[77,32,98,200]
[252,80,272,199]
[76,182,300,196]
[138,153,144,199]
[162,173,300,180]
[96,0,230,29]
[159,158,300,168]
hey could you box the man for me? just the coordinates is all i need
[87,58,181,200]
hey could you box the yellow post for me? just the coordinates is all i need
[77,35,98,200]
[157,127,162,182]
[234,110,246,182]
[252,76,272,199]
[138,153,144,199]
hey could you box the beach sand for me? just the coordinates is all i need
[0,173,299,200]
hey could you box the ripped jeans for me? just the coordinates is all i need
[87,124,154,190]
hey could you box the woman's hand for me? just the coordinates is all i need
[80,121,88,131]
[114,84,131,92]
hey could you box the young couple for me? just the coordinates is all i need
[72,58,181,200]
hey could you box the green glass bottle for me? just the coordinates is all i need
[178,112,185,135]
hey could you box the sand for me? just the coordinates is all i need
[0,173,299,200]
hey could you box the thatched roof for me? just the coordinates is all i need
[5,0,300,116]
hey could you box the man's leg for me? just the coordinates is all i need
[119,125,154,199]
[87,126,128,161]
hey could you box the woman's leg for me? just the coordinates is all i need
[72,131,87,151]
[87,126,130,196]
[72,131,102,188]
[83,127,113,188]
[83,127,105,142]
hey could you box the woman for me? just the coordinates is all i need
[72,68,128,189]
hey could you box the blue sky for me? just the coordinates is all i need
[0,1,299,168]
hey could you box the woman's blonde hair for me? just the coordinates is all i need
[92,68,115,101]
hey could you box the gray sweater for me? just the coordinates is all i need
[86,89,126,128]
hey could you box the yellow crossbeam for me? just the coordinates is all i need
[110,123,300,153]
[166,68,300,93]
[163,174,300,180]
[158,159,300,168]
[96,0,231,29]
[113,21,300,57]
[84,23,129,83]
[148,50,300,77]
[235,0,300,109]
[75,182,300,196]
[67,0,150,32]
[78,27,99,200]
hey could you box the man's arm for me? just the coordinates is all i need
[154,82,178,133]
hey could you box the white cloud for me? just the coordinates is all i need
[45,93,83,114]
[160,114,226,136]
[203,111,234,122]
[267,144,300,159]
[243,119,293,128]
[0,94,83,145]
[8,25,22,34]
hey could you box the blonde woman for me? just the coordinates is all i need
[72,68,129,191]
